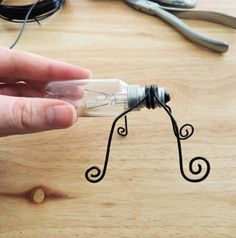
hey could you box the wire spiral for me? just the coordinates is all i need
[179,124,194,140]
[85,166,102,183]
[117,115,128,136]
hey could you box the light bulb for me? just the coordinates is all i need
[44,79,170,117]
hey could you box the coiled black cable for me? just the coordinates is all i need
[0,0,65,48]
[0,0,65,23]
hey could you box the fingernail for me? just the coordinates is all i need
[47,104,77,128]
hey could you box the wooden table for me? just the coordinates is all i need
[0,0,236,237]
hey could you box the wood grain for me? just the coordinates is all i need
[0,0,236,237]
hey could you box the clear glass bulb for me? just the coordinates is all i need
[44,79,170,117]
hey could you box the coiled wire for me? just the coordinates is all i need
[0,0,65,23]
[0,0,65,48]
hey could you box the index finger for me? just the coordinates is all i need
[0,47,91,83]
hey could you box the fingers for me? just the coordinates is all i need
[0,95,77,137]
[0,83,42,97]
[0,47,91,84]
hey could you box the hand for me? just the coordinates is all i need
[0,48,91,137]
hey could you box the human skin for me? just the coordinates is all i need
[0,47,91,137]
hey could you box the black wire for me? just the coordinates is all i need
[85,86,210,183]
[0,0,65,49]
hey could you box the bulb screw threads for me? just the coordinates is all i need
[128,85,170,110]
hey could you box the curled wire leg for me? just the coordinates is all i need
[117,115,128,137]
[154,94,210,183]
[85,95,149,183]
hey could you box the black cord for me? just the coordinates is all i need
[0,0,65,49]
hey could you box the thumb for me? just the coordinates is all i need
[0,95,77,137]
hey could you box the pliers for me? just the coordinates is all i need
[124,0,236,53]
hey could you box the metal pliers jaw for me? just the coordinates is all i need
[125,0,236,53]
[153,0,197,8]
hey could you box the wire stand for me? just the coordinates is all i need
[85,86,210,183]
